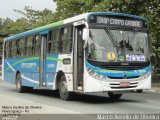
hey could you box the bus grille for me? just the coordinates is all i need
[97,65,145,70]
[110,86,137,89]
[110,82,138,89]
[107,76,140,79]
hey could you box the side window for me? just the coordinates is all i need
[48,29,59,54]
[12,40,17,58]
[59,26,73,54]
[26,35,34,56]
[9,41,12,58]
[5,42,9,58]
[17,39,20,57]
[17,38,25,57]
[34,34,40,56]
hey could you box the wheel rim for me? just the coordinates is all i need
[60,80,67,96]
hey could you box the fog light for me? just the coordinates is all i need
[140,72,150,80]
[89,70,95,76]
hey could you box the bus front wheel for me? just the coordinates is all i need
[58,75,73,100]
[108,92,122,100]
[136,90,143,93]
[16,73,25,93]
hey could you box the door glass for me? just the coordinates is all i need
[77,27,84,86]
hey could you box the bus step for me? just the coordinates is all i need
[38,87,47,89]
[77,86,83,91]
[73,90,84,93]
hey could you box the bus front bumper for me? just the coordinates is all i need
[84,74,151,93]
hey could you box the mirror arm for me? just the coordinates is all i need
[83,40,88,49]
[82,28,89,49]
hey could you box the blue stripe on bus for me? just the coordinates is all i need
[85,61,151,78]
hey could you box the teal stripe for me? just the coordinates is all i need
[5,57,62,72]
[47,57,63,62]
[5,57,39,72]
[94,69,132,74]
[6,20,64,40]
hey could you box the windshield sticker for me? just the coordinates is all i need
[94,50,103,60]
[126,55,145,62]
[107,52,116,61]
[118,55,125,62]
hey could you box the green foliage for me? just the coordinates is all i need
[14,6,56,28]
[0,6,56,54]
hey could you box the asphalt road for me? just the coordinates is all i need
[0,80,160,120]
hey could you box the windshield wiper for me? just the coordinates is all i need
[105,27,119,55]
[129,31,137,42]
[105,27,117,47]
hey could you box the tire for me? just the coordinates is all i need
[16,73,25,93]
[58,75,73,100]
[108,92,122,100]
[136,90,143,93]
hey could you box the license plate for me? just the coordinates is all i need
[126,55,145,62]
[120,82,130,87]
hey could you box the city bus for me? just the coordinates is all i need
[2,12,152,100]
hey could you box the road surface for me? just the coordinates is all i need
[0,80,160,120]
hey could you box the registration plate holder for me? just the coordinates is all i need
[120,82,130,87]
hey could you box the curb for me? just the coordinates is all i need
[144,89,160,93]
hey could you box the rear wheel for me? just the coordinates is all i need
[108,92,122,100]
[16,73,25,93]
[58,75,73,100]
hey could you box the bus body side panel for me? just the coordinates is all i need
[21,57,40,88]
[4,65,16,84]
[4,57,40,88]
[56,54,74,91]
[4,58,19,84]
[45,54,59,89]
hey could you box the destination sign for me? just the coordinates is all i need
[89,15,145,28]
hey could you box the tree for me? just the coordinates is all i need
[14,6,56,28]
[0,17,30,55]
[53,0,105,20]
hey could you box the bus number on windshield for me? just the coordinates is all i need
[126,55,145,62]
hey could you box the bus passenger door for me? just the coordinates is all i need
[74,25,84,91]
[39,33,47,88]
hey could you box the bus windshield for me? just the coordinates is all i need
[86,28,148,62]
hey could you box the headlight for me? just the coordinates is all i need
[88,70,96,76]
[87,67,108,81]
[140,72,150,80]
[87,67,96,76]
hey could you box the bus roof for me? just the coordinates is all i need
[5,12,147,41]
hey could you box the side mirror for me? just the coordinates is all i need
[82,28,89,49]
[82,28,89,40]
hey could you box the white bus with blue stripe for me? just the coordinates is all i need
[2,12,152,100]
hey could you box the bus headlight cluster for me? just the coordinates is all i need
[86,67,108,81]
[140,72,150,80]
